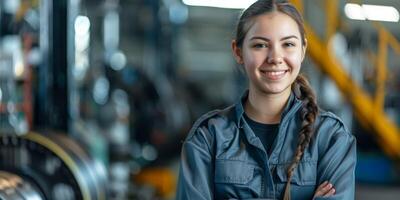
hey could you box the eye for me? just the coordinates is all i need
[253,43,268,48]
[283,42,296,47]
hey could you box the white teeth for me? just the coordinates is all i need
[265,71,285,76]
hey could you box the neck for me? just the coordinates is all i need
[244,88,291,124]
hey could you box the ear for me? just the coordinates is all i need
[301,38,308,61]
[231,40,244,64]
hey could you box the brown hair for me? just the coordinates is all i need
[235,0,306,48]
[234,1,318,200]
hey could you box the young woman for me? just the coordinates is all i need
[177,1,356,199]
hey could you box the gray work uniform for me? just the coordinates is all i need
[177,91,356,200]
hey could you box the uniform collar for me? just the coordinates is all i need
[234,90,301,127]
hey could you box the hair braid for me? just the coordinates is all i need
[283,74,319,200]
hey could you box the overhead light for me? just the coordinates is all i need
[345,3,400,22]
[182,0,256,9]
[344,4,365,20]
[363,4,399,22]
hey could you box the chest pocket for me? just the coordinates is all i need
[214,159,262,199]
[274,161,317,200]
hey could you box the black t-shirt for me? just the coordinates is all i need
[244,114,279,155]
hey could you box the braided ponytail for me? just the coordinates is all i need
[283,74,319,200]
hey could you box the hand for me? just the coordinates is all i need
[313,181,335,199]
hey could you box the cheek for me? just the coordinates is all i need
[286,53,303,69]
[243,59,259,77]
[243,51,265,69]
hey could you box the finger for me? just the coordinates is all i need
[323,188,336,197]
[314,181,329,196]
[316,183,333,196]
[318,181,329,188]
[316,181,329,191]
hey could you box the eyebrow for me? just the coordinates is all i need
[250,35,299,41]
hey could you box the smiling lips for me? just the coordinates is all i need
[260,69,289,80]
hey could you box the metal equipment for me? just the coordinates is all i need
[0,132,107,200]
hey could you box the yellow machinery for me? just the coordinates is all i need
[290,0,400,159]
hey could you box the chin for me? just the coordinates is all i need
[259,85,291,95]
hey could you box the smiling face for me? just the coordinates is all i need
[233,11,306,96]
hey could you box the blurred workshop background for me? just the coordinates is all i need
[0,0,400,199]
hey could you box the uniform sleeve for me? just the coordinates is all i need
[315,122,357,200]
[176,127,214,200]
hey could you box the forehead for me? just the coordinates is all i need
[245,11,301,39]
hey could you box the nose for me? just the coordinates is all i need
[267,46,283,65]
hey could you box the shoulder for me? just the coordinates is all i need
[316,109,353,138]
[314,109,356,151]
[182,105,236,155]
[185,104,236,141]
[313,110,357,163]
